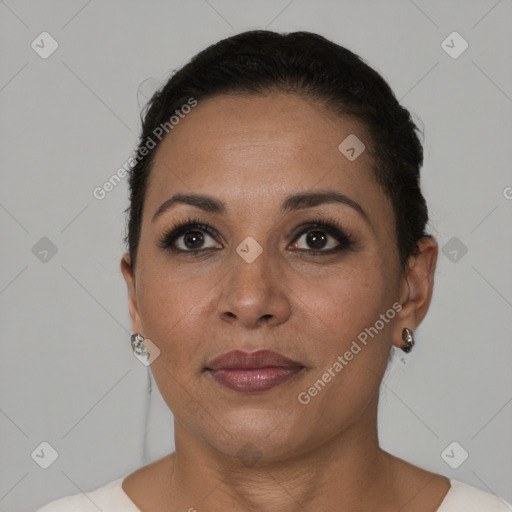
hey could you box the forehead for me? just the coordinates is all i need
[144,93,390,222]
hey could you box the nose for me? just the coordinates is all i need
[216,247,292,330]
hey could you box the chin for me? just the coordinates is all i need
[202,408,308,459]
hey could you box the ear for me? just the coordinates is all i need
[120,253,142,334]
[392,237,438,350]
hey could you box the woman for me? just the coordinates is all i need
[36,30,511,511]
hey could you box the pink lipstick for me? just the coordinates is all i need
[205,349,304,393]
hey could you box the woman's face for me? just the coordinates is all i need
[122,92,417,461]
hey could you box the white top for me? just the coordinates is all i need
[35,474,512,511]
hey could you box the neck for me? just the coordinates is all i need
[162,405,398,511]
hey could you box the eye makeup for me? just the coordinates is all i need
[156,214,357,257]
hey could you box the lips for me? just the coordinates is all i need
[205,349,305,393]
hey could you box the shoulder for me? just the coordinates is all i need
[437,479,512,511]
[35,475,140,512]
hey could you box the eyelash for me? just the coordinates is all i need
[157,215,356,256]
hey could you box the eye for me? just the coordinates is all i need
[157,218,222,253]
[173,228,220,252]
[289,219,354,255]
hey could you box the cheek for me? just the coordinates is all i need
[136,261,225,361]
[287,257,390,353]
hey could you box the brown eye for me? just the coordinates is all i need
[289,221,354,255]
[158,220,222,253]
[292,230,335,251]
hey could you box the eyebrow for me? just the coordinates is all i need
[152,190,368,223]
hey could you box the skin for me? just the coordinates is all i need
[120,92,447,511]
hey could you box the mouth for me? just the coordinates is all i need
[204,349,305,393]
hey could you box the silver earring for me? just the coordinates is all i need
[401,328,414,353]
[131,333,148,357]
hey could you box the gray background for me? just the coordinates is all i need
[1,0,511,510]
